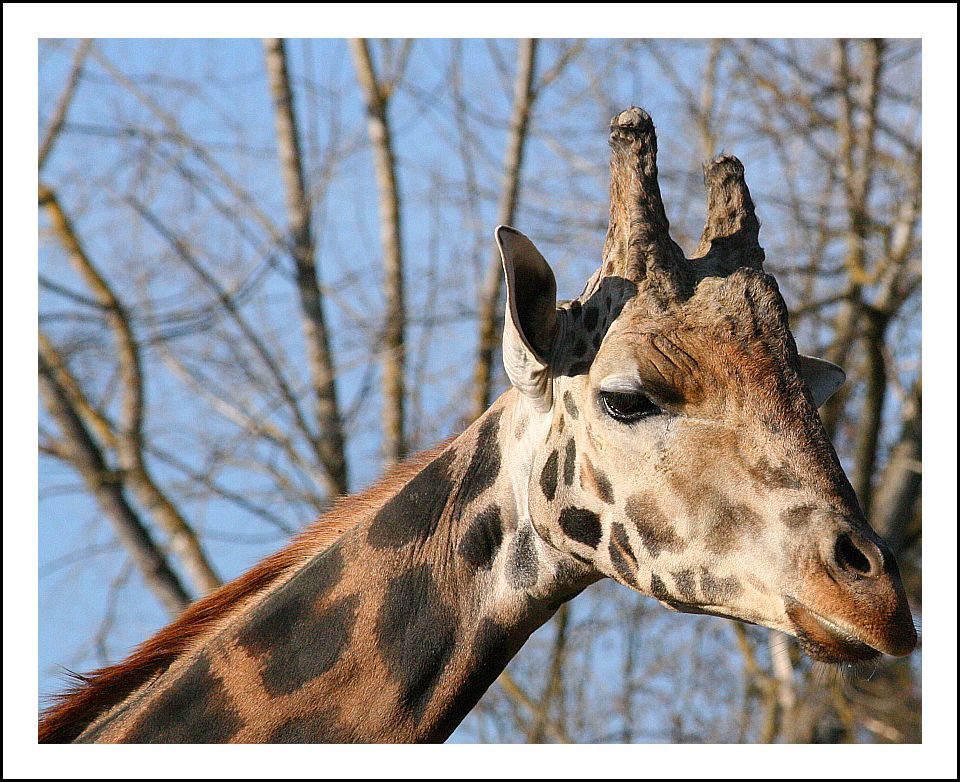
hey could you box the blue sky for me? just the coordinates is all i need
[36,37,924,743]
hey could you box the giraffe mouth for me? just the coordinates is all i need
[784,598,881,663]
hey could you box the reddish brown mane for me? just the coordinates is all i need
[38,442,451,743]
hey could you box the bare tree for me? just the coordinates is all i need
[264,37,349,495]
[39,183,221,598]
[38,38,921,745]
[472,38,538,419]
[38,345,191,615]
[350,38,408,464]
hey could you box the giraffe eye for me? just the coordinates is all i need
[599,390,661,423]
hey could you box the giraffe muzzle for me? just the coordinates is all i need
[787,526,917,662]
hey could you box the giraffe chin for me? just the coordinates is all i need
[784,598,882,664]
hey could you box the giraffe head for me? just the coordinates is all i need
[498,108,915,663]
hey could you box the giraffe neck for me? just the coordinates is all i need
[78,391,596,743]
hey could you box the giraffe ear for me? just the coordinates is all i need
[799,355,846,408]
[496,225,558,411]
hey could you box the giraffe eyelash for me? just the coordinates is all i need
[598,390,662,423]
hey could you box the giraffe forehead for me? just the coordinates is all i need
[583,295,803,421]
[558,288,804,429]
[574,267,795,373]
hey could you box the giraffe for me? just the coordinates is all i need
[39,107,916,744]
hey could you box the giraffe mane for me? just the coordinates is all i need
[38,441,452,743]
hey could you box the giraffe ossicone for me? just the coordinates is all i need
[40,107,916,744]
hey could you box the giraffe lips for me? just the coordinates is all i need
[785,599,882,663]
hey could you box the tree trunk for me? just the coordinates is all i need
[264,37,349,495]
[472,39,538,420]
[350,38,407,464]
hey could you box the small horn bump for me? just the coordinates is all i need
[613,106,650,129]
[694,153,764,270]
[609,108,656,153]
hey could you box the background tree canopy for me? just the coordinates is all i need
[38,37,921,743]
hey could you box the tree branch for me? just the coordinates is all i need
[39,38,92,171]
[497,669,571,744]
[264,38,349,496]
[527,602,569,743]
[38,349,191,615]
[351,38,407,464]
[871,376,921,555]
[39,184,221,595]
[472,39,538,419]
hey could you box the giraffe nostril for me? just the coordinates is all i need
[833,532,883,578]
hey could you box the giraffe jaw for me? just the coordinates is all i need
[784,597,883,663]
[652,596,770,631]
[666,595,891,663]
